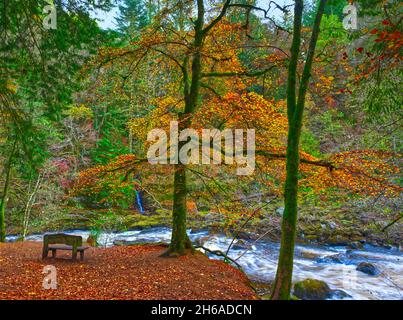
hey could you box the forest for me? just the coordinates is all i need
[0,0,402,301]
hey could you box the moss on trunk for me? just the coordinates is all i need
[0,141,16,242]
[271,0,326,300]
[164,163,193,256]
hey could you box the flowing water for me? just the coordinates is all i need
[6,227,402,300]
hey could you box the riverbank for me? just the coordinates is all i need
[6,203,402,250]
[0,242,258,300]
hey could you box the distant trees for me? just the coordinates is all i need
[0,0,111,241]
[115,0,151,35]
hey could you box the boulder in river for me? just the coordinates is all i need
[347,241,364,250]
[331,289,352,299]
[356,262,380,276]
[232,239,249,250]
[194,236,210,247]
[293,279,332,300]
[316,253,345,264]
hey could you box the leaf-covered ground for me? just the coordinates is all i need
[0,242,258,300]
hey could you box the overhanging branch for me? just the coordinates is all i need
[201,65,276,78]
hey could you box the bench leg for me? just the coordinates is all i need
[72,249,77,261]
[52,249,57,258]
[80,251,84,261]
[42,245,49,259]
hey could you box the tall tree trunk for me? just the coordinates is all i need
[271,0,326,300]
[165,0,205,256]
[0,140,16,242]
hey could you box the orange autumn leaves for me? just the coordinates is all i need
[303,150,401,197]
[71,90,401,205]
[70,154,141,204]
[71,18,402,206]
[195,92,288,148]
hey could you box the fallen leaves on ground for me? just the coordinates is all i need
[0,242,258,300]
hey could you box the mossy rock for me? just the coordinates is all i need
[293,279,332,300]
[250,281,272,297]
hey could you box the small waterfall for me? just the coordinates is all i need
[135,190,145,213]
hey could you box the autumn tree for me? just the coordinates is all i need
[87,0,284,256]
[75,0,400,254]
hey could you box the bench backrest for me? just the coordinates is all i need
[43,234,82,248]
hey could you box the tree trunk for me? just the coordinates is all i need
[164,163,193,255]
[271,0,326,300]
[270,122,301,299]
[0,140,16,242]
[164,0,205,256]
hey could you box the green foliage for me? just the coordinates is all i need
[318,109,346,138]
[317,14,348,47]
[303,0,348,26]
[353,69,403,124]
[89,210,128,247]
[115,0,151,35]
[65,104,94,121]
[301,129,322,158]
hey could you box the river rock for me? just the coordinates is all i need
[356,262,380,276]
[194,236,210,247]
[237,231,255,240]
[347,241,364,250]
[316,253,345,264]
[251,281,272,299]
[332,289,352,299]
[232,239,248,250]
[293,279,332,300]
[113,239,140,246]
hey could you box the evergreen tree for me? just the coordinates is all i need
[115,0,150,35]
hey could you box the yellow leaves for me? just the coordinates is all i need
[64,104,93,121]
[196,92,288,149]
[127,117,149,141]
[32,14,42,23]
[316,75,335,90]
[127,97,180,143]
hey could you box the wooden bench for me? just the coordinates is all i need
[42,234,89,261]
